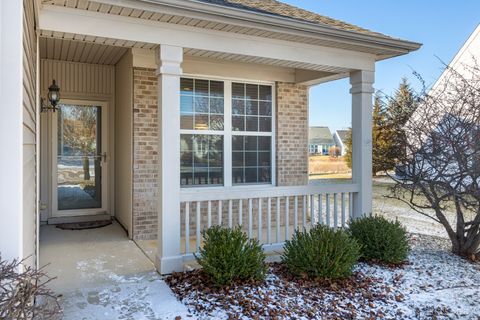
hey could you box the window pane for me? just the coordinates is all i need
[259,117,271,132]
[245,168,257,183]
[246,100,258,115]
[232,151,244,167]
[195,79,209,96]
[210,98,224,114]
[232,136,244,151]
[181,78,193,95]
[232,116,245,131]
[258,151,271,166]
[210,81,224,97]
[258,136,271,151]
[180,113,194,130]
[181,95,193,113]
[232,83,245,99]
[232,99,245,115]
[259,85,272,101]
[232,168,244,184]
[245,136,257,150]
[245,84,259,100]
[209,115,224,131]
[194,114,208,130]
[246,116,258,131]
[181,134,224,187]
[194,97,209,113]
[245,152,257,167]
[259,101,271,116]
[258,167,271,183]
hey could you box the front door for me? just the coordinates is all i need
[52,100,108,217]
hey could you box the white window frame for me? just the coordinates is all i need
[180,74,276,190]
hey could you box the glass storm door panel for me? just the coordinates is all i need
[57,104,103,211]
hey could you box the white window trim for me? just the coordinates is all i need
[180,74,276,189]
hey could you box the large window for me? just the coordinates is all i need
[180,78,274,188]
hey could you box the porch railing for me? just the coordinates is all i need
[179,183,359,262]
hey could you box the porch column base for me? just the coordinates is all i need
[154,255,184,274]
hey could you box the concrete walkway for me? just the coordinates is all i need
[40,221,193,320]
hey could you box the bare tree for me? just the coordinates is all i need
[390,61,480,260]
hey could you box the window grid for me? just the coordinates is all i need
[180,77,275,188]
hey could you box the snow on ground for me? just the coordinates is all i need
[166,234,480,320]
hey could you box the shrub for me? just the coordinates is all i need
[281,225,361,279]
[0,256,61,320]
[349,216,409,264]
[195,226,267,286]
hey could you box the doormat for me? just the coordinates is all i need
[56,220,112,230]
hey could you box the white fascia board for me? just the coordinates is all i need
[39,5,376,72]
[94,0,422,56]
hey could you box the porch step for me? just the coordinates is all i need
[47,214,112,225]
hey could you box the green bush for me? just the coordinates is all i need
[349,216,409,264]
[281,225,361,279]
[195,226,267,286]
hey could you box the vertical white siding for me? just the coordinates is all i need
[22,0,37,267]
[115,50,133,236]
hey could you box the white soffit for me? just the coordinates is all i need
[39,30,349,73]
[40,0,411,58]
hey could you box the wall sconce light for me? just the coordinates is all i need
[41,80,60,112]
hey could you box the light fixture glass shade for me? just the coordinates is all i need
[48,80,60,107]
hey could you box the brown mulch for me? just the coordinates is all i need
[165,263,407,320]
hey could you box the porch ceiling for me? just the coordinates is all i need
[40,0,420,60]
[39,31,350,75]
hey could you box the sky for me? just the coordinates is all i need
[282,0,480,133]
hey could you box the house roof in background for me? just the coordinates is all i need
[309,126,335,145]
[335,129,349,143]
[198,0,393,39]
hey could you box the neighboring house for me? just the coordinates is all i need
[309,126,335,155]
[0,0,420,274]
[333,129,349,156]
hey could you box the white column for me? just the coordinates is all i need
[0,0,23,262]
[155,45,183,274]
[350,70,374,219]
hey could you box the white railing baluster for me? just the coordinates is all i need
[207,200,212,228]
[276,197,281,243]
[185,202,190,254]
[196,201,201,252]
[349,192,353,221]
[228,199,233,228]
[285,196,289,241]
[333,194,338,230]
[302,195,307,228]
[267,197,272,243]
[294,196,298,231]
[248,198,253,238]
[239,199,243,226]
[258,198,263,242]
[318,194,323,225]
[341,193,346,228]
[310,194,315,227]
[218,200,222,226]
[326,194,331,227]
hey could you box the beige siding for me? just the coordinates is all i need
[39,59,116,220]
[22,0,37,267]
[115,51,133,236]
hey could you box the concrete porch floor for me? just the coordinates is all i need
[40,221,192,320]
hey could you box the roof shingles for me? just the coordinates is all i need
[199,0,391,38]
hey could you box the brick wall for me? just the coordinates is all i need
[132,68,159,240]
[276,82,309,186]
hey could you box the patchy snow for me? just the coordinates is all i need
[166,234,480,319]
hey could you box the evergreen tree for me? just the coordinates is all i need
[372,95,394,175]
[385,78,418,167]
